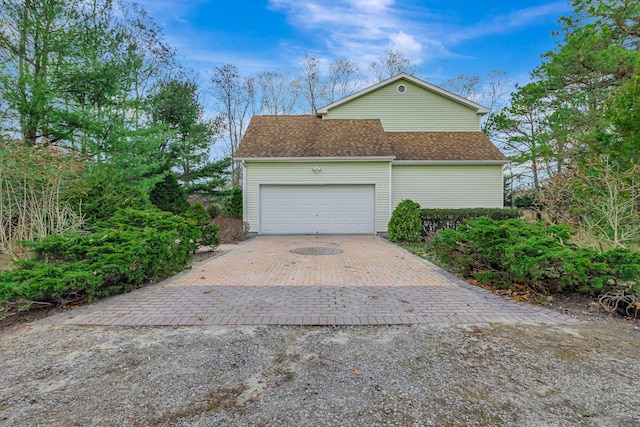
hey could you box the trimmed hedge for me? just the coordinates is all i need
[0,208,201,309]
[432,217,639,295]
[388,200,422,243]
[420,208,522,235]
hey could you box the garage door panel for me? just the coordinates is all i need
[260,185,374,234]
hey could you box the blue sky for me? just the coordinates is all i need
[136,0,572,87]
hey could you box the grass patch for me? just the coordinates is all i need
[399,240,444,267]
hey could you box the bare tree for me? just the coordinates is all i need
[573,157,640,248]
[243,75,260,118]
[327,57,361,102]
[439,70,511,132]
[296,55,326,114]
[369,49,417,82]
[119,2,179,126]
[484,70,510,113]
[258,71,298,115]
[210,64,255,187]
[439,70,510,110]
[439,74,482,102]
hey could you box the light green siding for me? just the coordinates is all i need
[323,80,481,131]
[392,165,504,209]
[245,161,391,233]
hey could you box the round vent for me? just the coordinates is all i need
[397,84,406,94]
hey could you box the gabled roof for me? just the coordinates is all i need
[234,116,507,163]
[388,132,507,161]
[234,115,394,159]
[316,73,490,116]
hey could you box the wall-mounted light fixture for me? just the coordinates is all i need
[311,166,322,173]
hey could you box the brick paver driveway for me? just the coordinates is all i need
[39,236,577,326]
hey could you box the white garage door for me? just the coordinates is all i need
[260,185,375,234]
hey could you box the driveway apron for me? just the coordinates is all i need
[38,236,578,326]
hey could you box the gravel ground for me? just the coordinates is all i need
[1,319,639,426]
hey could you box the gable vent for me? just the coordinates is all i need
[397,84,407,94]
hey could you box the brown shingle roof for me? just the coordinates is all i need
[235,115,393,158]
[235,116,507,162]
[388,132,507,161]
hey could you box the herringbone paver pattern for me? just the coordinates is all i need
[38,236,579,326]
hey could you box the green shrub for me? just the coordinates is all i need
[388,200,422,243]
[207,204,222,218]
[420,208,522,235]
[200,224,220,248]
[183,203,210,226]
[513,193,536,209]
[0,208,200,310]
[595,248,640,284]
[150,173,189,214]
[222,188,243,219]
[432,217,613,294]
[70,177,152,225]
[105,208,200,270]
[0,260,102,305]
[182,203,220,249]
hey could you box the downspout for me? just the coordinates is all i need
[388,161,393,233]
[242,161,247,223]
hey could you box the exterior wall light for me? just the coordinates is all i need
[312,166,322,173]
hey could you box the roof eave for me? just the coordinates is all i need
[234,156,396,162]
[392,159,509,165]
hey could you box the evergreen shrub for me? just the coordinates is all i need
[183,203,210,226]
[183,203,219,249]
[0,209,200,309]
[432,217,635,295]
[222,188,243,219]
[150,174,189,214]
[388,200,422,243]
[71,178,152,225]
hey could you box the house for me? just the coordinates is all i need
[234,73,508,235]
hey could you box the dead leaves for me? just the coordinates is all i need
[467,278,546,304]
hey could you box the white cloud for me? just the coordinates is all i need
[388,32,422,57]
[506,2,569,26]
[172,14,189,24]
[350,0,394,10]
[268,0,570,71]
[268,0,454,70]
[446,2,571,44]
